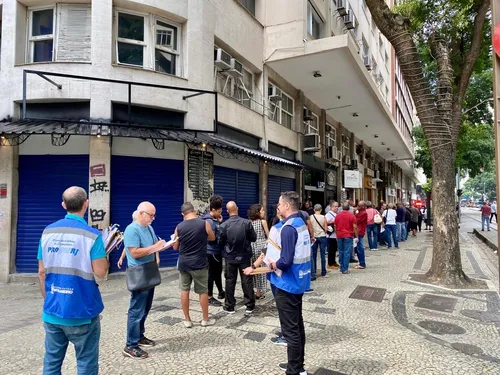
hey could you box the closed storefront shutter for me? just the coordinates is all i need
[16,155,89,273]
[214,166,258,221]
[267,175,295,219]
[109,156,184,272]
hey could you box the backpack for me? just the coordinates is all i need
[405,209,412,222]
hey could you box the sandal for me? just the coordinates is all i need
[354,265,365,269]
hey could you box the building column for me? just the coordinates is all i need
[259,161,269,219]
[0,145,19,281]
[88,137,111,230]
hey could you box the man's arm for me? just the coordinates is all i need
[206,221,216,241]
[173,229,180,250]
[306,219,314,239]
[353,222,358,238]
[125,229,167,257]
[275,226,298,272]
[90,236,109,279]
[218,224,227,250]
[38,260,46,299]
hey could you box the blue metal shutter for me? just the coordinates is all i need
[16,155,89,273]
[214,166,258,221]
[267,175,296,219]
[109,156,184,272]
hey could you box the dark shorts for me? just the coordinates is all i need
[179,268,209,294]
[409,222,418,230]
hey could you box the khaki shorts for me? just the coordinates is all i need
[179,268,209,294]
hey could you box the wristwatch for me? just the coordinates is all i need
[251,264,257,270]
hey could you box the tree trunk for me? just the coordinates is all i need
[425,141,469,285]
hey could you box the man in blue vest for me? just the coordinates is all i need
[37,186,108,375]
[268,191,311,375]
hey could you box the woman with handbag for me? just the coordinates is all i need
[248,204,269,299]
[311,204,329,279]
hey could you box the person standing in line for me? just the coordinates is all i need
[409,204,420,237]
[267,191,311,375]
[481,200,492,231]
[421,206,428,230]
[37,186,108,374]
[395,203,407,242]
[123,201,170,359]
[417,206,424,232]
[173,202,216,327]
[248,204,269,299]
[325,201,340,269]
[219,201,257,315]
[490,201,497,224]
[354,201,367,270]
[378,203,388,246]
[365,201,379,251]
[383,203,399,249]
[310,204,329,280]
[200,195,225,306]
[334,203,358,275]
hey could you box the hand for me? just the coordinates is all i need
[217,216,223,223]
[155,239,167,251]
[354,238,359,245]
[269,261,277,271]
[243,267,254,275]
[117,258,124,269]
[258,253,265,263]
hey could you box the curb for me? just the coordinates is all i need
[473,229,498,252]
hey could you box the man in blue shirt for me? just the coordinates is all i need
[37,186,108,375]
[123,201,169,359]
[269,191,311,375]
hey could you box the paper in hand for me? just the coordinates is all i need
[152,234,177,253]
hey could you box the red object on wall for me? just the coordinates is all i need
[494,23,500,57]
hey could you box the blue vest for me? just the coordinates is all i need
[270,217,311,294]
[41,218,104,319]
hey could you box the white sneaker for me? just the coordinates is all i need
[201,319,216,327]
[183,320,193,328]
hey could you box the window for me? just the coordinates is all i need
[238,0,255,16]
[235,68,254,108]
[362,35,370,58]
[307,1,323,39]
[27,5,91,63]
[115,10,181,76]
[268,82,294,129]
[304,108,318,134]
[326,123,336,148]
[28,7,55,62]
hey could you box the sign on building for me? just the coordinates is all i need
[344,170,362,188]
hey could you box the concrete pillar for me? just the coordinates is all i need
[295,90,306,200]
[88,137,111,230]
[336,126,343,202]
[259,161,269,219]
[0,145,18,282]
[319,109,326,159]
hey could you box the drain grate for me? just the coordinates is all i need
[415,294,458,313]
[349,285,387,303]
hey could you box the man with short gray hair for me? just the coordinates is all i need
[37,186,108,374]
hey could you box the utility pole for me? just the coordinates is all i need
[492,0,500,289]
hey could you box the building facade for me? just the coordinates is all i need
[0,0,417,280]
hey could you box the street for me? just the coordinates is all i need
[1,214,500,375]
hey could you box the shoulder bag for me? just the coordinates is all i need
[373,209,383,224]
[126,226,161,292]
[312,214,327,234]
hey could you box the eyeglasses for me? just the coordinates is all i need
[142,211,156,219]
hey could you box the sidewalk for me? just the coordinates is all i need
[1,224,500,374]
[462,207,499,251]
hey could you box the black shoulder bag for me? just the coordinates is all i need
[126,226,161,292]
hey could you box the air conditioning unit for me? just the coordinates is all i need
[214,48,231,70]
[304,133,320,152]
[343,155,351,165]
[326,146,338,160]
[344,11,355,30]
[303,108,313,121]
[351,159,358,169]
[337,0,347,16]
[337,149,343,161]
[363,55,372,70]
[228,58,243,77]
[268,86,283,103]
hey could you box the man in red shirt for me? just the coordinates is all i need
[334,203,358,274]
[481,200,492,231]
[355,201,367,269]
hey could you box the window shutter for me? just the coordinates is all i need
[56,5,91,62]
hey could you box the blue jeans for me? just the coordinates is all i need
[311,236,328,277]
[126,287,155,348]
[386,225,398,248]
[482,216,490,230]
[337,237,353,273]
[356,235,366,267]
[396,222,405,241]
[43,316,100,375]
[367,224,378,249]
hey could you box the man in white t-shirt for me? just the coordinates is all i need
[325,201,340,269]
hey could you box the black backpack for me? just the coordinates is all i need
[405,209,412,222]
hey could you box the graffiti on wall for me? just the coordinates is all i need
[89,163,109,229]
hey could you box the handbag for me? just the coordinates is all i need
[312,214,327,235]
[374,213,383,224]
[125,226,161,292]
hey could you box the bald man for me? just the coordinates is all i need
[219,201,257,314]
[37,186,108,374]
[123,201,172,359]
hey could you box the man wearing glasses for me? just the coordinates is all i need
[123,202,169,359]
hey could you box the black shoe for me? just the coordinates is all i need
[138,337,155,347]
[244,308,254,315]
[218,291,226,300]
[304,288,314,294]
[223,307,235,314]
[278,363,307,374]
[349,258,358,263]
[123,346,148,359]
[311,276,317,281]
[209,297,222,306]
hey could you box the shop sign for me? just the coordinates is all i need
[0,184,6,199]
[344,170,362,188]
[388,188,396,197]
[363,176,373,189]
